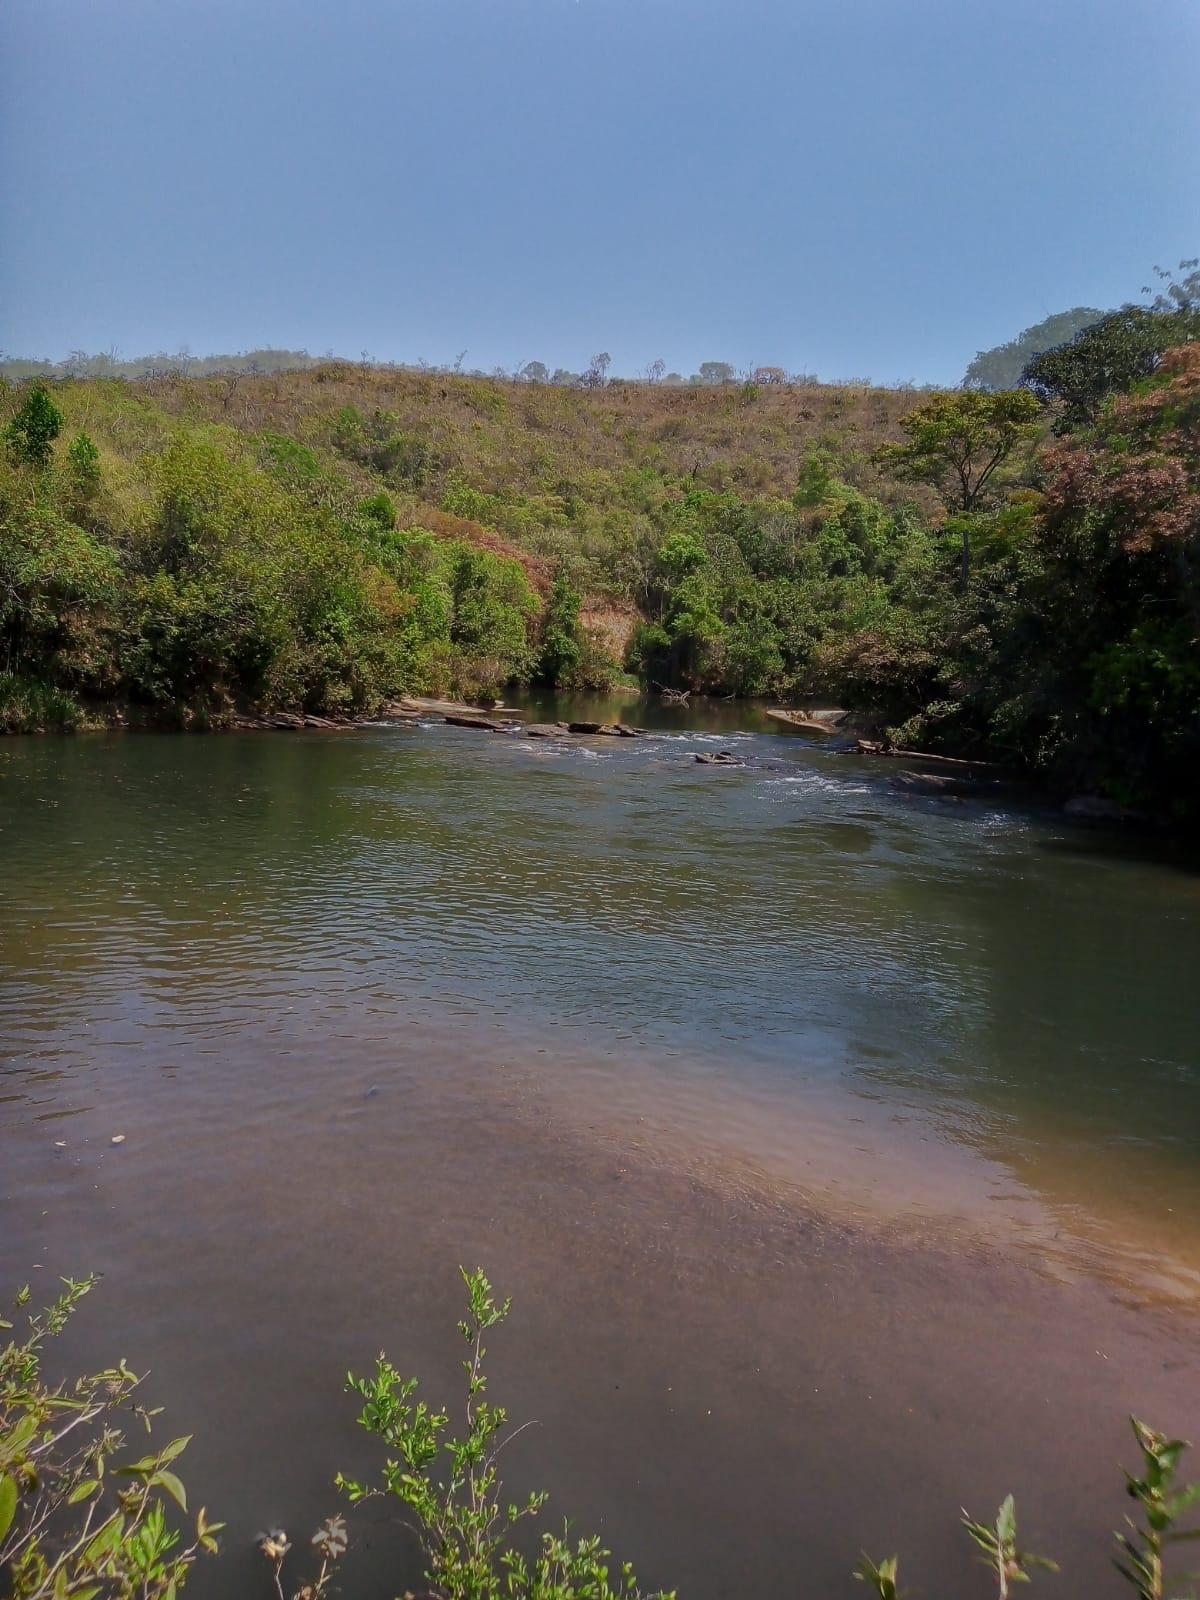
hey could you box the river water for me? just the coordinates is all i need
[2,697,1199,1599]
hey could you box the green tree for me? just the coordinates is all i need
[963,306,1109,391]
[536,565,584,687]
[357,490,397,530]
[4,386,63,468]
[66,431,101,500]
[1142,257,1200,313]
[1021,305,1200,431]
[875,390,1041,586]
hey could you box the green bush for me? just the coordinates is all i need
[4,386,63,469]
[66,432,101,501]
[1,1277,222,1600]
[329,1270,670,1600]
[536,565,584,687]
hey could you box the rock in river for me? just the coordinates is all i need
[444,713,510,732]
[891,770,976,798]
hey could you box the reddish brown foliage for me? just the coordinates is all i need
[1041,345,1200,554]
[416,509,554,594]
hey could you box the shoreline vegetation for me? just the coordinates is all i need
[2,274,1197,823]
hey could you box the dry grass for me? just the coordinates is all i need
[135,365,944,520]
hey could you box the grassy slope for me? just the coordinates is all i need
[126,365,945,587]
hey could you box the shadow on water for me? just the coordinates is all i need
[3,714,1200,1600]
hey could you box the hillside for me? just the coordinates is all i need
[136,363,942,573]
[1,330,1197,820]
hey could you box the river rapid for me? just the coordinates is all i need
[2,695,1199,1599]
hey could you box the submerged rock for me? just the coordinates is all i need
[377,700,424,722]
[1063,795,1147,825]
[693,751,743,766]
[523,723,570,738]
[891,770,977,798]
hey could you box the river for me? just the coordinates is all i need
[2,696,1199,1599]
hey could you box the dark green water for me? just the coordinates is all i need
[2,707,1199,1599]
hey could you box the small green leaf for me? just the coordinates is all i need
[158,1437,191,1465]
[68,1479,101,1505]
[83,1514,125,1563]
[152,1470,187,1511]
[0,1473,18,1543]
[3,1414,38,1458]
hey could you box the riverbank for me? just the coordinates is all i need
[4,348,1197,822]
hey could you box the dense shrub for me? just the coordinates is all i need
[0,406,539,719]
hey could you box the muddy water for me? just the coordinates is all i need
[2,710,1199,1599]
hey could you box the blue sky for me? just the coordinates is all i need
[2,0,1197,384]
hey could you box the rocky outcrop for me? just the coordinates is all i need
[517,720,643,740]
[234,712,356,731]
[443,713,512,731]
[393,695,527,719]
[766,707,849,734]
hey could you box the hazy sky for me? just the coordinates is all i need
[2,0,1197,383]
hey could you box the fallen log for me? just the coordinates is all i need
[887,747,1002,770]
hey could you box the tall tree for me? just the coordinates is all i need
[1021,305,1200,432]
[874,390,1041,586]
[4,385,63,468]
[963,307,1108,391]
[579,352,611,389]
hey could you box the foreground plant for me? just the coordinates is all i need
[328,1267,671,1600]
[258,1515,348,1600]
[857,1418,1199,1600]
[1114,1419,1200,1600]
[0,1276,221,1600]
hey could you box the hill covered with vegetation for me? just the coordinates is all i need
[2,278,1198,820]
